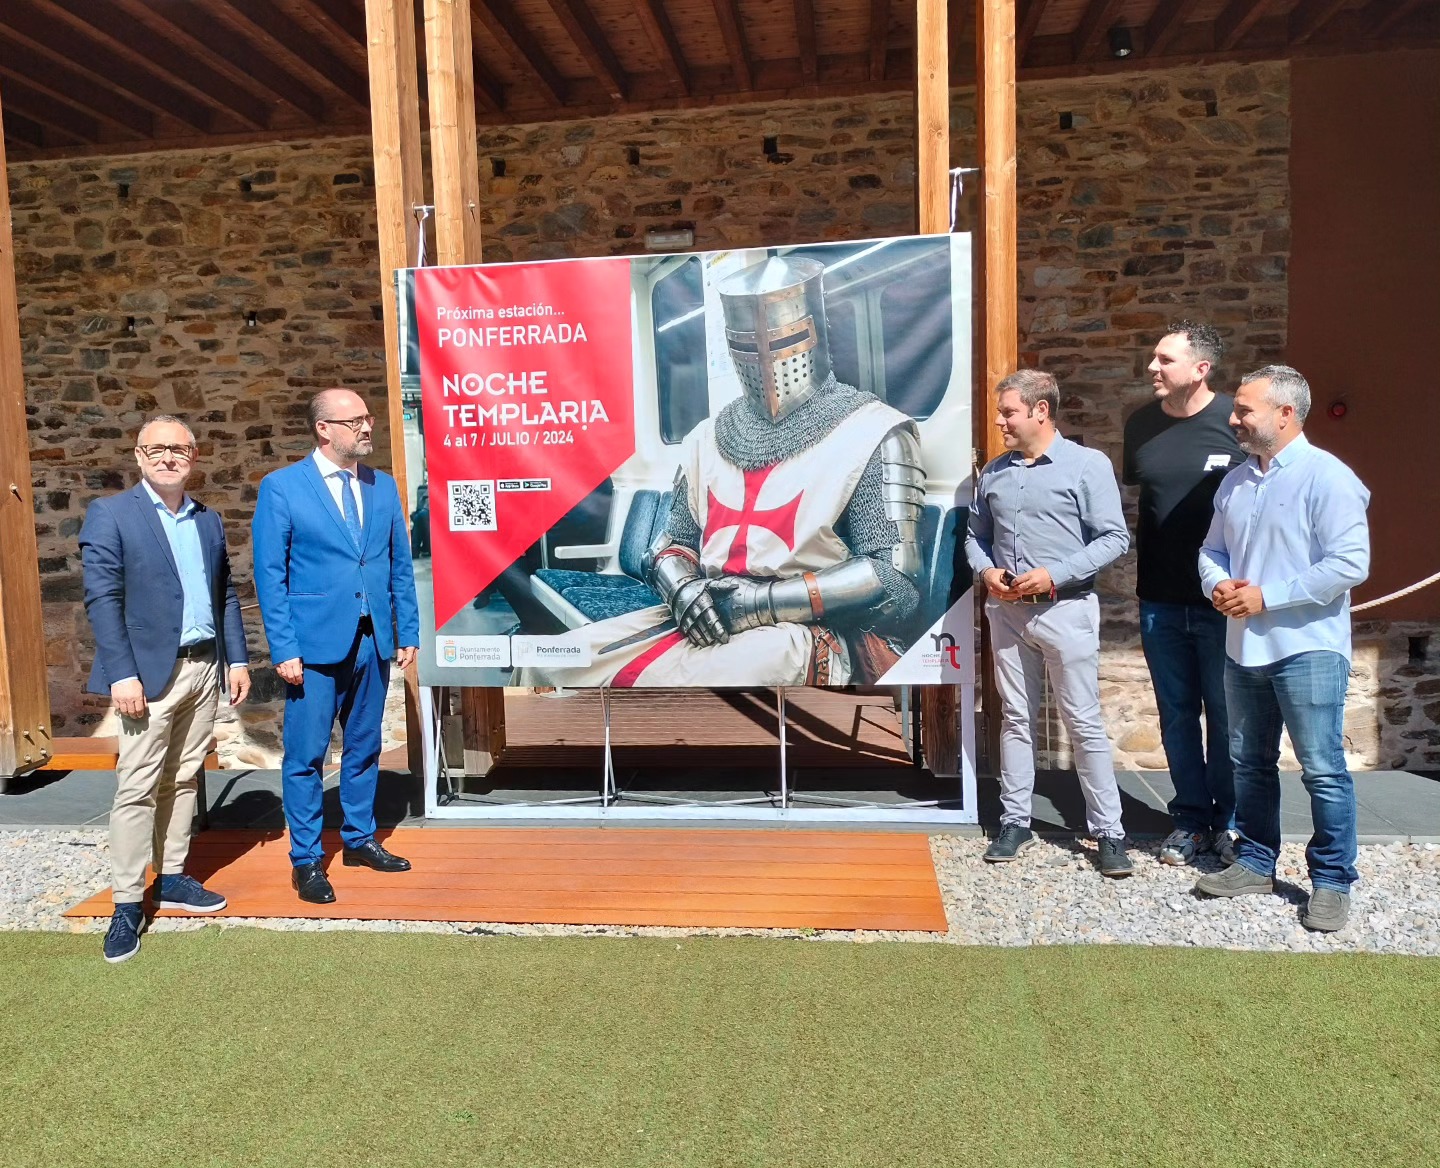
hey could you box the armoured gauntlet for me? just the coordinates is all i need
[650,545,729,648]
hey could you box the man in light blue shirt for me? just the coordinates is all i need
[1195,365,1370,932]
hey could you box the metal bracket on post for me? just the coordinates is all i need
[777,687,789,809]
[600,687,616,807]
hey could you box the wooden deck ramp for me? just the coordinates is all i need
[65,827,950,932]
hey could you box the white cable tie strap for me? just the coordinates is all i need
[1352,569,1440,612]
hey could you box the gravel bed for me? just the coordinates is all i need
[4,829,1438,955]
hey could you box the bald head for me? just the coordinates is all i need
[308,388,375,467]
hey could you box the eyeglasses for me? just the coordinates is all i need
[136,444,196,462]
[320,415,375,431]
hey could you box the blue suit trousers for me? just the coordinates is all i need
[281,624,389,866]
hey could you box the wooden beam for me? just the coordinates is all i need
[711,0,754,91]
[977,0,1017,464]
[1,107,45,149]
[1144,0,1204,57]
[1213,0,1274,50]
[364,0,428,781]
[0,82,53,783]
[38,0,271,131]
[1015,0,1051,65]
[211,0,371,109]
[296,0,371,54]
[548,0,629,100]
[0,42,155,139]
[1072,0,1127,61]
[472,0,568,105]
[634,0,692,95]
[426,0,486,264]
[0,76,98,143]
[871,0,892,80]
[1289,0,1352,44]
[795,0,819,83]
[1371,0,1431,36]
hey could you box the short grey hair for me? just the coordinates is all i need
[996,368,1059,419]
[1241,364,1311,423]
[136,414,196,446]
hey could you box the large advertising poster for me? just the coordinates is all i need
[397,234,974,690]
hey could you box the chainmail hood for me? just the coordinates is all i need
[712,375,878,471]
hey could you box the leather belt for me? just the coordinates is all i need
[176,641,215,660]
[1016,586,1093,605]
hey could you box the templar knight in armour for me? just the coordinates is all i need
[520,255,927,687]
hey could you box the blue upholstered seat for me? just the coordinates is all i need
[533,489,672,624]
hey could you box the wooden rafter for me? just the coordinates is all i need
[2,0,216,132]
[1016,0,1052,65]
[35,0,270,131]
[0,108,45,149]
[0,75,97,143]
[870,0,891,80]
[795,0,818,84]
[295,0,370,56]
[634,0,692,95]
[472,0,567,106]
[1144,0,1204,56]
[125,0,329,122]
[547,0,628,100]
[1072,0,1127,61]
[209,0,371,109]
[1213,0,1275,50]
[0,38,155,138]
[1370,0,1430,36]
[711,0,754,91]
[1289,0,1351,44]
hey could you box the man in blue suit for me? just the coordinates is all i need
[252,389,420,903]
[80,415,251,963]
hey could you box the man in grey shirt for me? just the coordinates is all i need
[965,369,1133,877]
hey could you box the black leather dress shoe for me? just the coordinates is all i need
[291,862,336,904]
[342,839,412,872]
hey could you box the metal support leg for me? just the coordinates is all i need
[601,687,616,806]
[900,687,912,758]
[777,686,789,809]
[419,685,440,818]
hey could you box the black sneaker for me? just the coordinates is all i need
[983,824,1036,863]
[1097,836,1133,878]
[103,903,143,964]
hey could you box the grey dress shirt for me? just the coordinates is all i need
[964,433,1130,588]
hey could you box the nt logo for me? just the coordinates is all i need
[929,632,965,670]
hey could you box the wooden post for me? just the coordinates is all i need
[423,0,505,774]
[0,82,53,787]
[913,0,960,779]
[974,0,1018,776]
[365,0,428,777]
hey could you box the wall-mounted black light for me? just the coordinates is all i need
[1109,27,1134,58]
[124,316,137,335]
[245,311,259,329]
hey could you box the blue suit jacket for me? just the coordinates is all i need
[251,456,420,666]
[80,484,249,699]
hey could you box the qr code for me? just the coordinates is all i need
[449,480,497,532]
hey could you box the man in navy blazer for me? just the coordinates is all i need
[252,388,420,904]
[80,415,251,963]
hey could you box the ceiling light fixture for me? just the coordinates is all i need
[1109,27,1134,58]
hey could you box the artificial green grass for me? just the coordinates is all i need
[2,930,1437,1168]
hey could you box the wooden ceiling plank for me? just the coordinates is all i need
[130,1,329,122]
[634,0,692,95]
[1289,0,1351,44]
[210,0,371,108]
[1016,0,1053,65]
[469,46,508,110]
[296,0,370,51]
[547,0,629,100]
[3,0,218,131]
[1,107,47,150]
[1213,0,1276,50]
[711,0,754,91]
[0,41,154,138]
[870,0,891,80]
[1370,0,1429,37]
[0,76,99,142]
[472,0,567,105]
[795,0,818,84]
[1145,0,1204,56]
[1072,0,1128,61]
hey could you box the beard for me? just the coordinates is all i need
[1235,425,1277,456]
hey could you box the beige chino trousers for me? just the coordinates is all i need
[110,654,219,903]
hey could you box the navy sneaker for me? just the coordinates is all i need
[154,873,227,913]
[103,904,143,964]
[983,824,1037,863]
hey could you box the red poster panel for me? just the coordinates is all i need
[415,261,635,627]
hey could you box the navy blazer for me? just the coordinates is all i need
[251,456,420,666]
[79,484,249,699]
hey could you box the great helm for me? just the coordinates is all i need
[717,256,833,422]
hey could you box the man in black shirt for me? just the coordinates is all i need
[1123,321,1244,865]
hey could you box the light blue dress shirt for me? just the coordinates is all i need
[141,480,213,647]
[1198,433,1370,666]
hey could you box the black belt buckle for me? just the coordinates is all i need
[177,641,214,660]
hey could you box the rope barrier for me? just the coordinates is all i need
[1352,570,1440,612]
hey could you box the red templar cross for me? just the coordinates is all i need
[704,466,802,574]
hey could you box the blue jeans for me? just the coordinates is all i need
[1224,651,1357,892]
[1139,601,1233,834]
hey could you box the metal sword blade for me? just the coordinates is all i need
[597,619,677,656]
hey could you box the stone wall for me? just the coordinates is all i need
[11,58,1438,772]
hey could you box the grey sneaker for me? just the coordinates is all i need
[1097,836,1133,878]
[1300,888,1350,933]
[1159,829,1205,866]
[1194,862,1275,898]
[1210,829,1239,866]
[983,824,1037,863]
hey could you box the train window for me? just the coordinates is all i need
[652,257,709,444]
[879,267,952,419]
